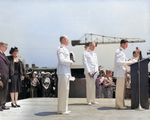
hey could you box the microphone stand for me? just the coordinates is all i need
[137,59,144,111]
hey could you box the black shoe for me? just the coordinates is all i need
[11,103,16,108]
[2,105,10,110]
[15,104,20,107]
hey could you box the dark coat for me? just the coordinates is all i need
[0,52,9,106]
[0,53,9,86]
[7,55,25,93]
[7,56,25,79]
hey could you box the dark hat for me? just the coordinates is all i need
[9,47,18,54]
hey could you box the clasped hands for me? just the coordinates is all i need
[0,81,3,87]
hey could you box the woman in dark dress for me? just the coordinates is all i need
[7,47,25,107]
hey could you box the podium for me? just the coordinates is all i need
[130,58,150,109]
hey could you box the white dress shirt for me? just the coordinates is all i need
[132,57,138,62]
[114,47,128,78]
[57,45,73,75]
[83,50,98,75]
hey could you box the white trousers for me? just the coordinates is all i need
[57,74,70,113]
[85,75,95,103]
[115,77,126,108]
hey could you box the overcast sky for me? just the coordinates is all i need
[0,0,150,69]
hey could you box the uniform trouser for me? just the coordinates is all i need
[0,82,8,106]
[115,77,126,108]
[57,74,70,113]
[85,75,95,103]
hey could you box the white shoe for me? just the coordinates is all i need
[88,103,91,106]
[92,102,99,105]
[67,111,71,113]
[58,111,71,115]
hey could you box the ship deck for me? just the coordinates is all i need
[0,98,150,120]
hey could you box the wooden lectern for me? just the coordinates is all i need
[130,58,150,109]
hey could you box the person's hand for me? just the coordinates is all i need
[21,76,24,81]
[70,60,73,65]
[9,79,11,82]
[109,82,112,86]
[125,61,134,66]
[88,73,92,78]
[110,82,115,86]
[0,81,3,88]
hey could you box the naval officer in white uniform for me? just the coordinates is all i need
[114,39,132,109]
[83,42,99,105]
[57,35,73,114]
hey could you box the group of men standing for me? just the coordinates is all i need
[0,36,138,113]
[56,35,134,115]
[0,35,141,113]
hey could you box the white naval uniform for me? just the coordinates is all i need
[83,50,98,103]
[57,45,73,113]
[114,47,128,108]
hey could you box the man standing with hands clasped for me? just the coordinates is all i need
[83,42,99,106]
[114,39,133,109]
[57,35,73,115]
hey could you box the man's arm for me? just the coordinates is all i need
[116,52,126,67]
[57,48,73,66]
[0,61,4,88]
[94,53,98,72]
[83,52,91,74]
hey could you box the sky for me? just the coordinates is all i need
[0,0,150,70]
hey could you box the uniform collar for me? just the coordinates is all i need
[89,49,94,53]
[88,49,94,56]
[60,44,66,48]
[119,47,124,52]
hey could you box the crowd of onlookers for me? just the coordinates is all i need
[21,70,56,98]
